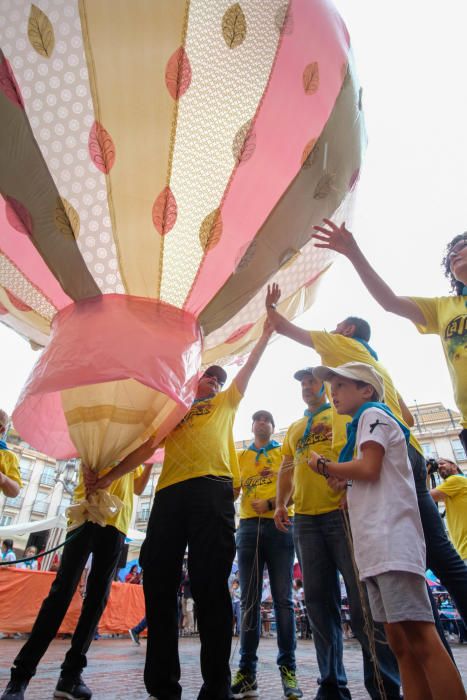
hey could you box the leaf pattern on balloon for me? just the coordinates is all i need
[165,47,192,100]
[199,209,223,252]
[225,323,254,344]
[313,172,335,200]
[152,187,177,236]
[0,56,24,109]
[88,121,116,174]
[301,138,317,168]
[55,197,80,239]
[27,4,55,58]
[232,119,256,164]
[5,196,33,236]
[303,62,319,95]
[274,4,294,35]
[5,289,32,313]
[222,3,247,49]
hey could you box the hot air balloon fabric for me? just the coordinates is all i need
[0,0,365,523]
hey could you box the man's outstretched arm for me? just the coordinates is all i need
[234,320,273,396]
[265,283,314,348]
[312,219,426,325]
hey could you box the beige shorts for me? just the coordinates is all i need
[364,571,434,624]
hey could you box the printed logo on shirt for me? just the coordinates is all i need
[444,314,467,361]
[369,419,389,433]
[177,402,212,428]
[243,473,274,496]
[296,422,331,454]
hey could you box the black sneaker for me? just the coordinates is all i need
[1,675,29,700]
[280,666,303,699]
[128,628,140,645]
[54,674,92,700]
[231,670,259,698]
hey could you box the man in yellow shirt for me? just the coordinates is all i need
[431,459,467,562]
[140,326,271,700]
[231,410,302,700]
[266,283,467,630]
[0,410,21,498]
[1,461,153,700]
[275,369,400,700]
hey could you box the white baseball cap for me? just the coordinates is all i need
[312,362,385,401]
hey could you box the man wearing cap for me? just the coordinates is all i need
[231,410,302,700]
[0,410,21,498]
[275,368,401,700]
[140,324,272,700]
[266,283,467,630]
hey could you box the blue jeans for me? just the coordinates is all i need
[294,512,401,700]
[133,617,147,634]
[232,601,241,634]
[236,518,296,674]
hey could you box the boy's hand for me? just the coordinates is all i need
[327,476,347,492]
[251,499,269,515]
[312,219,359,259]
[307,451,321,474]
[274,504,291,532]
[83,464,98,496]
[266,283,281,310]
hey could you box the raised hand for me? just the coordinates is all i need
[312,219,359,258]
[266,283,281,309]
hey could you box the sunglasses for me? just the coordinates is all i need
[203,372,224,387]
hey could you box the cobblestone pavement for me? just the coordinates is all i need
[0,636,465,699]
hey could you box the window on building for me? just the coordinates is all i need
[142,477,154,497]
[4,495,22,508]
[19,456,33,480]
[451,439,466,462]
[421,443,438,460]
[40,465,56,486]
[0,515,13,526]
[58,496,72,517]
[137,507,151,522]
[32,490,50,515]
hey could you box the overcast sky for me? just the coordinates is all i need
[1,1,466,444]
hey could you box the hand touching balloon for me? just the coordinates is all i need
[312,219,359,260]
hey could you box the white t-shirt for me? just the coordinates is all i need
[347,407,426,580]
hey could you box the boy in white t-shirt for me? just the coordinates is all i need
[308,361,465,700]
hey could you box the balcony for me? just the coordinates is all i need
[31,501,49,515]
[136,509,150,522]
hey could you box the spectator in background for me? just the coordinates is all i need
[16,546,38,571]
[1,539,16,564]
[125,564,142,585]
[431,459,467,563]
[0,410,21,499]
[230,579,241,637]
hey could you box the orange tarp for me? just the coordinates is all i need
[0,567,145,634]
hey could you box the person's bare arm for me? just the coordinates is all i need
[309,441,384,482]
[234,321,273,396]
[430,488,446,503]
[312,220,426,325]
[85,436,159,494]
[397,393,414,428]
[274,456,295,532]
[265,283,314,347]
[0,471,20,498]
[133,462,154,496]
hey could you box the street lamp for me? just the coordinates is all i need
[55,459,78,496]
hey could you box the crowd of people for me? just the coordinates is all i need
[0,227,466,699]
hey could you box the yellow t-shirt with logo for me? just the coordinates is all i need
[0,449,22,489]
[73,464,144,536]
[310,331,423,455]
[156,382,242,493]
[238,443,293,519]
[437,475,467,559]
[282,406,342,515]
[410,296,467,428]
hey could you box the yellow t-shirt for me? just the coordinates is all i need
[73,464,144,536]
[238,443,293,519]
[0,449,22,489]
[156,382,242,492]
[410,296,467,428]
[282,406,342,515]
[310,331,423,456]
[437,475,467,559]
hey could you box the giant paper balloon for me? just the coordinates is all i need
[0,1,365,469]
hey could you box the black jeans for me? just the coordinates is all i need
[140,476,236,700]
[13,522,124,679]
[409,444,467,625]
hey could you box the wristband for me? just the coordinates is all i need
[268,303,277,310]
[316,457,330,479]
[267,498,274,511]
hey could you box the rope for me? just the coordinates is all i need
[0,525,85,567]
